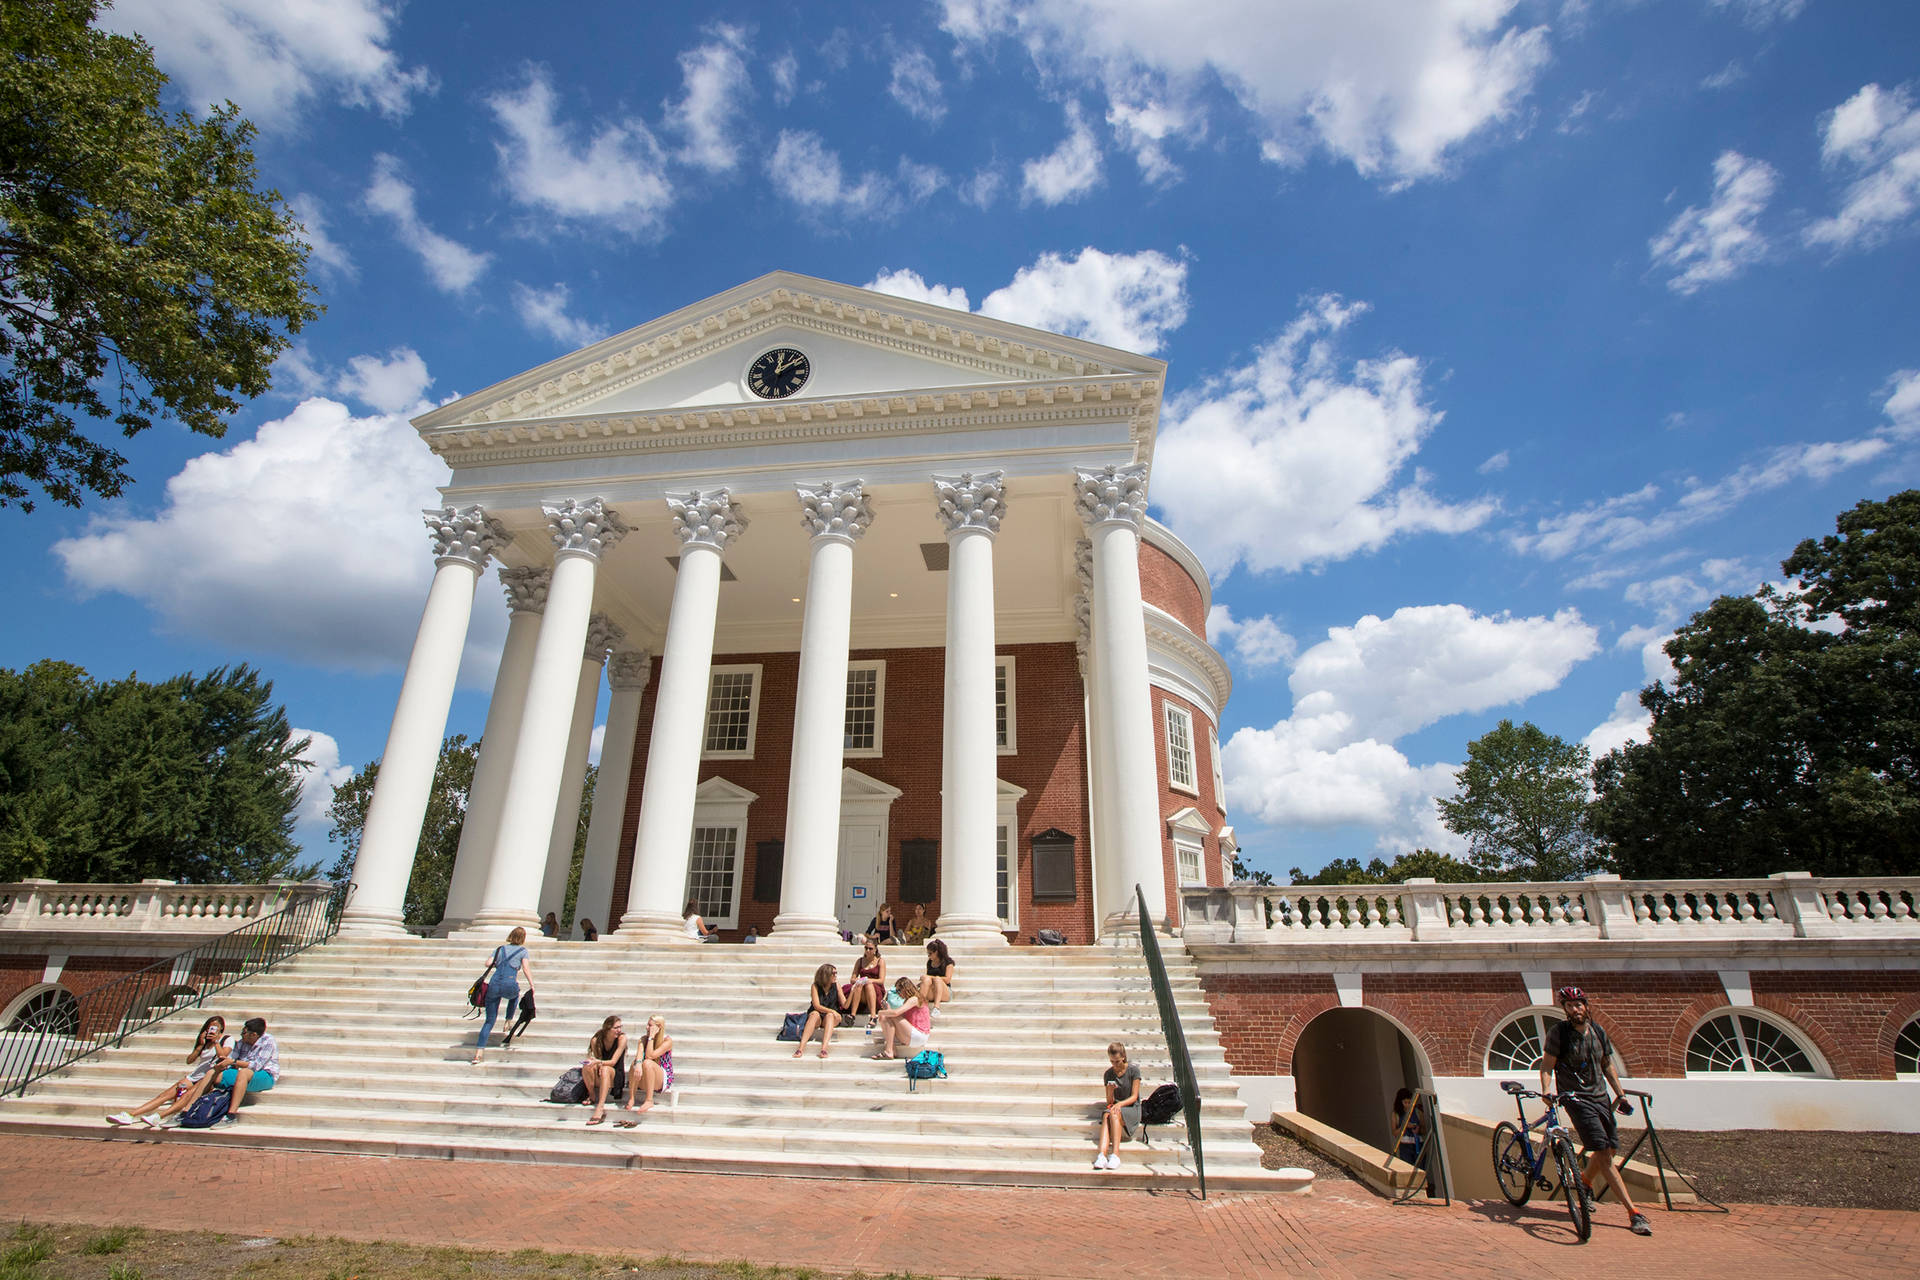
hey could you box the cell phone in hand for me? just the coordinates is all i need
[1615,1097,1634,1116]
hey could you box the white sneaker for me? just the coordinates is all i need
[930,1008,942,1019]
[1107,1153,1122,1170]
[105,1112,135,1127]
[1093,1154,1106,1169]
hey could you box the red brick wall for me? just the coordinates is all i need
[1149,686,1225,919]
[1200,974,1340,1075]
[1365,973,1532,1076]
[1140,542,1206,636]
[609,641,1095,943]
[1750,970,1920,1080]
[0,956,45,1017]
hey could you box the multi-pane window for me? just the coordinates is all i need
[1165,704,1196,792]
[995,825,1012,925]
[844,662,884,755]
[1210,724,1227,810]
[1686,1012,1819,1075]
[1176,839,1203,885]
[1486,1012,1563,1074]
[995,655,1017,753]
[5,986,77,1036]
[702,666,760,757]
[685,825,740,925]
[1896,1017,1920,1077]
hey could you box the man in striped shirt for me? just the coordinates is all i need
[215,1016,280,1126]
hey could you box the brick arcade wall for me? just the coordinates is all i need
[1200,965,1920,1083]
[1139,541,1206,637]
[608,640,1096,943]
[0,955,44,1016]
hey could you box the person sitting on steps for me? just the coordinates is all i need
[847,939,887,1028]
[1095,1041,1141,1171]
[683,900,719,942]
[795,964,846,1059]
[105,1015,229,1129]
[211,1016,280,1127]
[581,1015,627,1126]
[617,1016,674,1125]
[866,902,898,946]
[871,978,931,1060]
[920,939,956,1017]
[901,903,932,944]
[540,911,560,938]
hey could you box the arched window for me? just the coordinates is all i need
[1685,1011,1823,1075]
[1484,1008,1630,1076]
[4,985,78,1037]
[1895,1016,1920,1078]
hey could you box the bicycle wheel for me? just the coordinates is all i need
[1551,1134,1592,1242]
[1490,1122,1533,1207]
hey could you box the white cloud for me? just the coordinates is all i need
[771,52,800,105]
[1478,450,1510,474]
[335,348,433,415]
[667,28,751,173]
[53,389,505,685]
[958,168,1004,209]
[274,343,330,399]
[287,194,354,280]
[1223,603,1592,848]
[979,247,1187,352]
[290,728,354,824]
[487,67,675,236]
[1886,370,1920,436]
[1021,103,1104,205]
[588,723,606,767]
[363,155,491,294]
[940,0,1551,187]
[1701,61,1746,91]
[1805,83,1920,252]
[1583,690,1649,759]
[1649,150,1778,294]
[1206,604,1298,670]
[98,0,431,129]
[513,283,609,349]
[898,159,948,203]
[1709,0,1805,25]
[865,268,972,312]
[1106,95,1195,184]
[1153,293,1493,578]
[889,49,947,122]
[771,130,891,217]
[1514,436,1893,561]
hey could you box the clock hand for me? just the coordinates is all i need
[773,355,790,374]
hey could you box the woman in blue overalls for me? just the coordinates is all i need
[472,926,536,1064]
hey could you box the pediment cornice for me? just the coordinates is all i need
[415,272,1167,433]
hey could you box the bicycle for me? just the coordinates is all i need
[1489,1080,1592,1242]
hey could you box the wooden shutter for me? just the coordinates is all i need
[899,838,939,905]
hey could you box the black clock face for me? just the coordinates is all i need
[746,347,810,399]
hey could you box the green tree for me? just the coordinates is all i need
[326,735,478,930]
[1592,491,1920,877]
[1287,848,1493,885]
[1436,720,1602,880]
[561,764,595,928]
[0,0,319,510]
[1229,852,1274,886]
[0,660,309,881]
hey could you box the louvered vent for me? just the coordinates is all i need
[666,555,739,582]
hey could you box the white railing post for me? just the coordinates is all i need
[1769,871,1842,938]
[135,879,175,931]
[1402,878,1451,940]
[0,880,56,931]
[1582,873,1636,938]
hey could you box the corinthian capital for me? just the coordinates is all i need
[584,613,625,664]
[796,480,874,544]
[500,566,550,615]
[667,488,746,551]
[423,504,509,569]
[1074,463,1148,531]
[932,470,1005,537]
[544,497,629,562]
[607,649,652,692]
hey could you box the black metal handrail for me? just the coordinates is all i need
[1135,882,1205,1199]
[1,881,348,1097]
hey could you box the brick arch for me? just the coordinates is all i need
[1747,992,1848,1078]
[1467,992,1543,1073]
[1654,992,1738,1077]
[1671,999,1836,1077]
[1272,995,1342,1074]
[1875,992,1920,1079]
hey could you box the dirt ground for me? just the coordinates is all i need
[0,1223,851,1280]
[1251,1123,1920,1212]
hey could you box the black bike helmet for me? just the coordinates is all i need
[1556,985,1588,1004]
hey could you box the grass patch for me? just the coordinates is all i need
[84,1228,139,1256]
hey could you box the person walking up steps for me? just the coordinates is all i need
[472,927,535,1064]
[1541,985,1652,1237]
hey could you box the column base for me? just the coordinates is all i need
[933,913,1011,946]
[1101,908,1171,938]
[764,912,846,947]
[448,906,538,941]
[336,907,415,938]
[608,910,700,944]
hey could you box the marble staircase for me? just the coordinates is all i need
[0,935,1306,1192]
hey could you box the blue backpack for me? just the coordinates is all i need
[905,1050,946,1091]
[177,1087,231,1128]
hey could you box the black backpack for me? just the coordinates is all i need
[1033,929,1067,946]
[1141,1082,1182,1125]
[549,1067,587,1104]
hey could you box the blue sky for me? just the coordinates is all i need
[4,0,1918,879]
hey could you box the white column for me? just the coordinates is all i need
[1075,538,1115,939]
[574,649,649,937]
[537,614,623,924]
[439,567,547,932]
[932,471,1010,945]
[771,481,875,944]
[617,489,746,941]
[341,505,507,935]
[1077,464,1167,931]
[465,499,628,933]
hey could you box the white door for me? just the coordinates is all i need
[836,821,885,934]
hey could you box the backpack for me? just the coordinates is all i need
[177,1088,232,1129]
[777,1012,808,1042]
[905,1050,946,1091]
[1034,929,1067,946]
[1141,1082,1182,1126]
[549,1067,587,1105]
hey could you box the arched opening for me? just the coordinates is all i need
[1292,1007,1431,1152]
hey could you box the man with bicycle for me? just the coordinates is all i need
[1539,985,1653,1237]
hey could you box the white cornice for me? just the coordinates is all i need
[1144,603,1232,713]
[414,272,1167,432]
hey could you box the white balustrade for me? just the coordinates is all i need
[0,879,329,936]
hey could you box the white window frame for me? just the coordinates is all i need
[1484,1007,1629,1077]
[701,664,762,759]
[1684,1009,1829,1077]
[1164,702,1198,795]
[1209,722,1226,811]
[683,777,755,929]
[1174,839,1203,886]
[995,655,1017,755]
[1895,1016,1920,1079]
[995,778,1027,932]
[843,660,886,758]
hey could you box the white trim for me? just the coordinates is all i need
[1208,722,1226,812]
[844,660,886,758]
[1717,969,1754,1008]
[1163,702,1197,795]
[0,982,75,1030]
[1895,1015,1920,1080]
[1684,1007,1831,1078]
[686,776,757,929]
[996,778,1028,932]
[995,654,1018,755]
[1168,809,1208,887]
[1333,973,1363,1009]
[701,663,762,759]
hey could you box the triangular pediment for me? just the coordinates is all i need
[693,776,758,806]
[840,767,904,802]
[415,270,1165,431]
[1166,806,1211,838]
